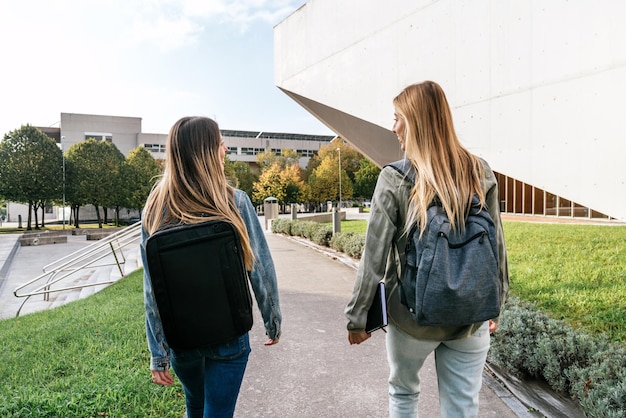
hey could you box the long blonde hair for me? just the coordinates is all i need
[143,116,255,270]
[394,81,486,237]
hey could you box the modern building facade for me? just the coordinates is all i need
[47,113,332,166]
[274,0,626,221]
[3,113,333,223]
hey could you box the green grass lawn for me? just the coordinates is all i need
[0,270,185,417]
[503,222,626,342]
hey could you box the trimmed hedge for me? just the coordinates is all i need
[490,297,626,417]
[272,218,626,417]
[272,219,365,258]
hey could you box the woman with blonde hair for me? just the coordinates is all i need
[141,116,281,418]
[346,81,508,417]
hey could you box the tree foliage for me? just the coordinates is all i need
[0,125,63,229]
[256,149,300,170]
[353,158,381,199]
[226,159,258,200]
[316,138,362,181]
[252,163,307,208]
[253,163,284,203]
[307,155,353,203]
[65,139,124,228]
[123,146,161,210]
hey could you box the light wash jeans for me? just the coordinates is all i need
[171,333,251,418]
[386,322,490,418]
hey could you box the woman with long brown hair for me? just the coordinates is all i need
[141,116,281,418]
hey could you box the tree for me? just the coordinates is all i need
[253,163,284,204]
[252,163,307,212]
[256,149,300,170]
[307,155,353,204]
[116,146,161,224]
[280,164,307,205]
[65,139,124,228]
[227,159,258,200]
[0,125,62,230]
[316,138,362,182]
[353,158,381,199]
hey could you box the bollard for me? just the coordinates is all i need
[291,204,297,220]
[332,208,341,233]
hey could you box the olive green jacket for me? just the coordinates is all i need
[345,158,509,340]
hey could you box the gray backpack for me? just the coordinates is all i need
[387,160,502,327]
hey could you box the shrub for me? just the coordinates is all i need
[329,232,366,258]
[330,232,351,253]
[490,297,626,417]
[342,233,365,259]
[271,218,292,235]
[310,224,333,247]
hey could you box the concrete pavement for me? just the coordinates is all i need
[0,219,528,417]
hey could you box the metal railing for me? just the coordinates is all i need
[13,222,142,317]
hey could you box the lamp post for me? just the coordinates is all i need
[60,137,66,230]
[336,147,342,210]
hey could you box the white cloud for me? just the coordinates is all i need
[123,0,303,49]
[126,14,204,51]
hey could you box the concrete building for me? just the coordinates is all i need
[2,113,333,223]
[274,0,626,221]
[46,113,332,167]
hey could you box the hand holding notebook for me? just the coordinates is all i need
[365,281,388,333]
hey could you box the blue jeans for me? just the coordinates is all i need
[171,333,251,418]
[386,322,490,418]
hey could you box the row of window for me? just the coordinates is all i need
[147,145,319,158]
[144,144,166,153]
[84,134,112,142]
[228,147,318,157]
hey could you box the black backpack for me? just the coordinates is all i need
[145,220,253,350]
[387,160,502,327]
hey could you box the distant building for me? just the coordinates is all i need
[42,113,333,168]
[2,113,333,224]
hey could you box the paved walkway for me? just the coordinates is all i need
[0,218,529,417]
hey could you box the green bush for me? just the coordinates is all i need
[490,297,626,417]
[290,220,316,238]
[310,224,333,247]
[329,232,365,259]
[329,232,351,252]
[569,346,626,416]
[300,221,319,241]
[271,218,292,235]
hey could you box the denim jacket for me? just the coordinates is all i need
[141,189,282,371]
[345,158,509,341]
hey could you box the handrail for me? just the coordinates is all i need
[13,222,142,313]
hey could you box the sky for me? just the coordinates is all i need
[0,0,333,137]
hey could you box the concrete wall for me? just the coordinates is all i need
[275,0,626,220]
[60,113,142,156]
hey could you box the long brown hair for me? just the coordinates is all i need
[394,81,486,237]
[143,116,254,269]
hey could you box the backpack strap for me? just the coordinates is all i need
[385,159,415,183]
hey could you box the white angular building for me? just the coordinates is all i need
[274,0,626,221]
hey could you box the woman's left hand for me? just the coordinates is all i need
[488,319,498,333]
[348,331,371,345]
[151,369,174,386]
